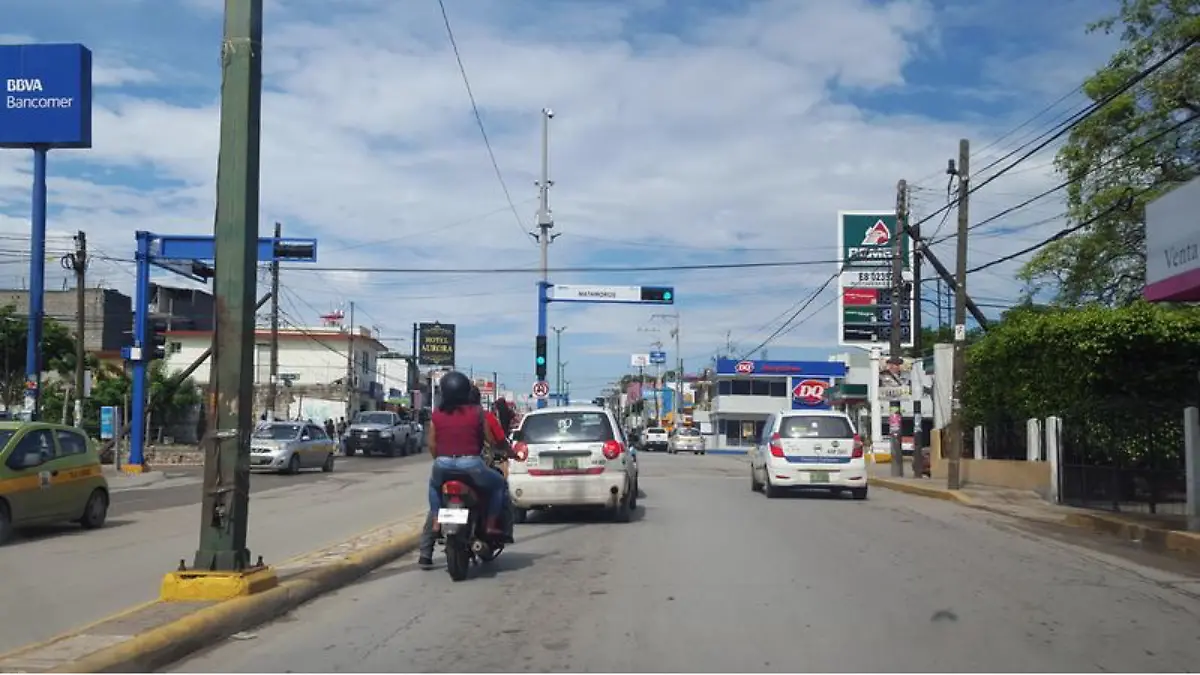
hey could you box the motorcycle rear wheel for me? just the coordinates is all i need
[446,542,470,581]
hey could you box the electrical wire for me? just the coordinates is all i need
[738,271,838,358]
[283,258,866,275]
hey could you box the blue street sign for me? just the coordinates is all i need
[650,351,667,364]
[99,406,115,440]
[0,43,93,149]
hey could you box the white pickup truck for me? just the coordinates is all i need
[343,410,415,457]
[641,426,669,452]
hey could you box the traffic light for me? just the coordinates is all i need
[640,286,674,304]
[147,318,169,360]
[535,335,548,380]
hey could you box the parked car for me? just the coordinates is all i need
[668,427,706,454]
[343,410,414,457]
[0,421,110,544]
[250,421,337,474]
[508,405,638,523]
[749,410,868,499]
[641,426,669,452]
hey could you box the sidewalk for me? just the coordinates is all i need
[867,462,1200,560]
[0,458,431,655]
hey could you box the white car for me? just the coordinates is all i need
[668,427,705,454]
[508,405,638,523]
[641,426,669,452]
[749,410,868,499]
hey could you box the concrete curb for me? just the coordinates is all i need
[50,525,424,673]
[868,476,974,505]
[1063,512,1200,560]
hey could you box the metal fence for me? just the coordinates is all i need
[963,416,1026,460]
[1057,403,1188,515]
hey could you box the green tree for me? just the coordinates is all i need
[1018,0,1200,305]
[0,304,78,410]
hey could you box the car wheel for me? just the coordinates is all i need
[287,454,301,475]
[611,492,632,523]
[628,481,639,510]
[322,453,335,472]
[513,507,528,524]
[80,489,109,530]
[750,467,762,492]
[765,476,783,499]
[0,499,12,545]
[343,445,356,457]
[851,487,868,500]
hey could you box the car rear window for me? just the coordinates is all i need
[679,428,700,436]
[522,413,615,444]
[779,416,854,439]
[647,427,665,434]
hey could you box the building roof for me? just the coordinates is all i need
[165,329,391,352]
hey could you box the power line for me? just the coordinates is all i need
[284,258,866,275]
[435,0,528,241]
[738,271,838,358]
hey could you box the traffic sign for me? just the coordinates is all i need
[649,351,667,364]
[548,284,676,305]
[532,381,550,399]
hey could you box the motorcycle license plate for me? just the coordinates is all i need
[808,471,830,484]
[437,508,469,525]
[553,457,579,470]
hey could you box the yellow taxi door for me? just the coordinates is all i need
[0,429,59,523]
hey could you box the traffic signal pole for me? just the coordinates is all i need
[533,108,555,408]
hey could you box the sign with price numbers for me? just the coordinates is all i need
[836,211,915,348]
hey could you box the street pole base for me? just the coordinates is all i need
[121,463,147,475]
[160,565,278,602]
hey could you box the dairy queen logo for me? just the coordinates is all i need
[792,379,830,405]
[734,360,755,374]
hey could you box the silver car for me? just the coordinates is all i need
[250,421,337,474]
[668,427,706,454]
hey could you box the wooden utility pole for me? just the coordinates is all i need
[64,231,88,426]
[345,301,356,422]
[911,194,925,477]
[889,180,907,478]
[947,139,970,491]
[193,0,264,572]
[266,221,281,421]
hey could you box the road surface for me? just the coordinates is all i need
[174,453,1200,673]
[0,454,431,655]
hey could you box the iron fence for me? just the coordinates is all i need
[1057,402,1188,515]
[963,416,1026,460]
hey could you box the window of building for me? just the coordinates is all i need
[168,342,182,355]
[751,379,770,396]
[718,380,732,396]
[730,379,752,396]
[769,380,788,397]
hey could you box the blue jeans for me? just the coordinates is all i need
[429,456,507,521]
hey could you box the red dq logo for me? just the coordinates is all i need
[734,361,755,374]
[792,379,829,405]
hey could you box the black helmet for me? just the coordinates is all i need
[469,385,482,405]
[439,370,472,409]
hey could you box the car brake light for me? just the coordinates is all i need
[442,481,467,495]
[769,433,784,458]
[851,434,864,459]
[514,441,529,462]
[602,440,624,460]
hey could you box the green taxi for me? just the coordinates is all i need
[0,421,110,544]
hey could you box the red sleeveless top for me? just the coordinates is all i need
[432,406,484,457]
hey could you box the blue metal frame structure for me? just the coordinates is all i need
[122,230,318,470]
[534,282,675,409]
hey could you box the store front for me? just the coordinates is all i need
[710,358,848,449]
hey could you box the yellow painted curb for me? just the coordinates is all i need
[868,476,974,505]
[1063,512,1200,559]
[50,522,425,673]
[160,566,280,602]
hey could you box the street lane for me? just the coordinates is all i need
[0,454,432,655]
[174,453,1200,673]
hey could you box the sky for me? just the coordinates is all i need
[0,0,1122,400]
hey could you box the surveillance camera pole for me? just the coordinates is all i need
[534,108,557,410]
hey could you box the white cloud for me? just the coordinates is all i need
[0,0,1118,397]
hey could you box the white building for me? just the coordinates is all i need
[161,325,393,412]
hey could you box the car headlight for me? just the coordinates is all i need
[381,430,393,437]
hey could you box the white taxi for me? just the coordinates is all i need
[508,405,637,523]
[749,410,868,499]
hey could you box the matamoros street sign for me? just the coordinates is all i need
[0,43,93,149]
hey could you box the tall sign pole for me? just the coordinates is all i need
[193,0,265,573]
[534,108,556,409]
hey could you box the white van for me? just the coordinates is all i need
[749,410,867,499]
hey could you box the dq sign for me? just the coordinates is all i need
[791,378,832,410]
[734,360,755,374]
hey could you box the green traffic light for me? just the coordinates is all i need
[663,291,672,301]
[536,356,546,365]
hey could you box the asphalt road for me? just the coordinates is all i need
[108,454,423,517]
[172,453,1200,673]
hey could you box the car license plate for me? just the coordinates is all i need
[809,471,830,484]
[553,457,579,470]
[437,508,469,525]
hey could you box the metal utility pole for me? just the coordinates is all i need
[193,0,264,573]
[409,322,419,400]
[345,301,356,422]
[889,180,907,478]
[947,139,970,491]
[552,326,566,400]
[911,195,925,478]
[63,231,89,426]
[534,108,557,409]
[265,221,281,422]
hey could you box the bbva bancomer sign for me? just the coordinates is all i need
[6,78,77,110]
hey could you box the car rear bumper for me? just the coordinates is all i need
[346,435,398,451]
[249,453,290,470]
[765,462,867,489]
[644,441,668,450]
[508,472,628,508]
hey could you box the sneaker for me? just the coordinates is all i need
[418,555,436,570]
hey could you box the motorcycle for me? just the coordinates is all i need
[435,453,511,581]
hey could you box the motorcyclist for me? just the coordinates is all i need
[416,371,509,569]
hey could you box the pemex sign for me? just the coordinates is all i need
[836,211,914,348]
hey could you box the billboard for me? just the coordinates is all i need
[0,43,93,148]
[789,377,834,411]
[836,211,915,348]
[877,356,913,401]
[417,322,456,366]
[1145,176,1200,302]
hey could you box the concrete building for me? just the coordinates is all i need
[150,283,214,331]
[710,358,848,448]
[0,287,133,359]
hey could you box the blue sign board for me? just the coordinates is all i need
[714,358,846,379]
[0,43,93,149]
[649,351,667,365]
[99,405,116,440]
